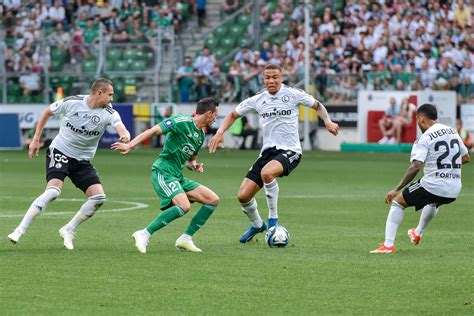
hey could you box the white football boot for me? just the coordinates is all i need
[132,230,149,254]
[59,226,75,250]
[175,235,202,253]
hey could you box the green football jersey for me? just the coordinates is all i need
[152,115,205,176]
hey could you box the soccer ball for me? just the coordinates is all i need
[265,225,290,248]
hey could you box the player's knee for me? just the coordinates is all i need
[46,186,61,200]
[177,202,191,213]
[260,171,274,184]
[90,194,106,209]
[207,193,219,206]
[237,191,251,203]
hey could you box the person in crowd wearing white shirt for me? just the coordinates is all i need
[208,64,339,243]
[7,78,131,250]
[371,103,470,254]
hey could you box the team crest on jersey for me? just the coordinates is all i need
[91,116,101,124]
[194,132,199,137]
[282,95,290,103]
[164,119,174,127]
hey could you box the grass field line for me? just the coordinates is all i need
[0,197,148,218]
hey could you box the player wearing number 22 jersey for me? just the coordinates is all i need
[112,97,220,254]
[371,103,470,254]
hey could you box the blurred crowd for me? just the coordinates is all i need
[1,0,196,97]
[176,0,474,104]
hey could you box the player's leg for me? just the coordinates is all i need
[132,171,189,253]
[175,184,219,252]
[8,179,63,243]
[59,161,105,250]
[8,147,66,244]
[370,194,408,254]
[238,178,266,243]
[262,150,302,228]
[261,160,283,228]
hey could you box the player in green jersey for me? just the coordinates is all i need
[111,97,220,253]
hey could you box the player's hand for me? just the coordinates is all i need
[119,135,130,143]
[28,139,41,159]
[111,142,131,155]
[385,189,399,204]
[186,161,204,173]
[326,121,339,136]
[208,133,224,153]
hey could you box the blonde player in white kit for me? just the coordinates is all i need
[7,78,131,250]
[371,103,470,254]
[209,64,339,243]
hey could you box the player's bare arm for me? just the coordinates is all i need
[312,101,339,136]
[29,107,55,159]
[385,160,423,204]
[112,124,163,155]
[186,155,204,173]
[462,153,470,165]
[208,110,241,153]
[114,123,131,143]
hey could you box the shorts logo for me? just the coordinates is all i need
[282,95,290,103]
[164,119,174,127]
[91,116,100,124]
[55,163,62,169]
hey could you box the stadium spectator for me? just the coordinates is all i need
[193,47,215,98]
[49,0,66,25]
[175,56,196,102]
[222,0,239,16]
[208,65,226,100]
[378,97,399,144]
[19,70,42,96]
[196,0,206,27]
[237,116,259,150]
[393,98,416,144]
[456,118,473,150]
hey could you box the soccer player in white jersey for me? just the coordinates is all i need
[371,103,470,254]
[7,78,131,250]
[208,64,339,243]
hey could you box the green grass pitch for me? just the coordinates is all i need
[1,148,473,314]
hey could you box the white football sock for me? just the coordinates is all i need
[264,179,279,219]
[384,201,405,247]
[17,186,61,234]
[241,198,264,228]
[65,194,106,231]
[415,204,438,236]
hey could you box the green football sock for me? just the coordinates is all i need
[146,205,185,234]
[184,204,216,236]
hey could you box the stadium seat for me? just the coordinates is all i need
[213,26,228,40]
[114,60,129,71]
[19,95,34,104]
[144,51,154,65]
[221,60,232,73]
[123,48,138,61]
[7,95,18,103]
[214,48,227,60]
[238,15,251,27]
[50,59,64,72]
[221,38,236,50]
[239,37,250,48]
[229,25,244,37]
[107,48,122,61]
[7,81,22,97]
[82,60,97,73]
[130,60,146,72]
[105,59,114,71]
[205,37,217,50]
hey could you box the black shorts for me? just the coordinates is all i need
[402,180,456,211]
[46,148,101,192]
[246,147,302,187]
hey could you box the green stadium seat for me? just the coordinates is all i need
[7,95,18,103]
[50,48,66,61]
[130,60,146,72]
[33,94,44,103]
[334,0,345,12]
[105,59,114,71]
[19,95,34,104]
[181,2,191,19]
[205,37,217,50]
[82,60,97,72]
[221,60,232,73]
[214,48,227,60]
[107,48,122,61]
[144,51,154,65]
[7,81,22,97]
[239,37,250,48]
[221,38,235,50]
[213,26,228,40]
[115,60,129,71]
[314,3,325,17]
[123,48,138,61]
[229,25,244,37]
[238,15,251,27]
[50,59,64,72]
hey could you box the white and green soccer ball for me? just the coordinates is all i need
[265,225,290,248]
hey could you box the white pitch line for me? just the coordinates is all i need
[0,197,148,218]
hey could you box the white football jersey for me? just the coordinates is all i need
[235,84,316,154]
[49,95,122,160]
[410,123,468,198]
